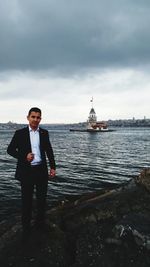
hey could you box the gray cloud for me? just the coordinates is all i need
[0,0,150,74]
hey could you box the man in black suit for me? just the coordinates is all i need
[7,107,56,236]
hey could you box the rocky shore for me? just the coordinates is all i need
[0,169,150,267]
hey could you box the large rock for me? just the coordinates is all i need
[1,169,150,267]
[136,168,150,192]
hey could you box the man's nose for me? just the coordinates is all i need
[34,118,38,121]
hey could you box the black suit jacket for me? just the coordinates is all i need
[7,127,56,181]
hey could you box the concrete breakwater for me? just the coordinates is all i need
[0,169,150,267]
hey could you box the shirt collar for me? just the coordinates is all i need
[29,126,40,132]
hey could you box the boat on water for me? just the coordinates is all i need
[70,99,115,133]
[70,128,114,132]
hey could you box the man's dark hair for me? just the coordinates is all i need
[28,107,42,116]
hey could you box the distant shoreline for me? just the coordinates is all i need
[0,118,150,130]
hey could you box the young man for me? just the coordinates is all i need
[7,107,56,236]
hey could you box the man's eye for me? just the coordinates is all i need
[31,116,40,119]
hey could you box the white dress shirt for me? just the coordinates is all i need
[29,126,42,166]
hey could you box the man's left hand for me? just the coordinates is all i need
[49,169,56,178]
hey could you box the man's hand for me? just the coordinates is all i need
[26,153,34,162]
[49,169,56,178]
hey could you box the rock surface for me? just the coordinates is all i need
[1,169,150,267]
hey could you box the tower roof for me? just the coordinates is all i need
[89,108,96,114]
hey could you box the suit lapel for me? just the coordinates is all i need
[24,127,32,152]
[39,128,44,151]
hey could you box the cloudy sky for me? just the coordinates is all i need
[0,0,150,123]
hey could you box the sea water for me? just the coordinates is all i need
[0,127,149,221]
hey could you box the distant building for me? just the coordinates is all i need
[87,107,108,130]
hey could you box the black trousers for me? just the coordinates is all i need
[21,165,48,231]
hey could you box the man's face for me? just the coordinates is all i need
[27,111,41,130]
